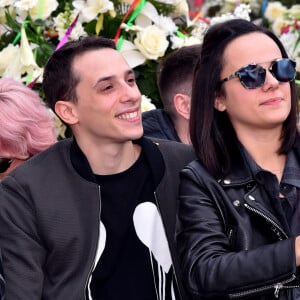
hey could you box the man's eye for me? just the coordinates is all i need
[128,78,136,84]
[103,85,113,91]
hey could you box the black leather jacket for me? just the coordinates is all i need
[176,147,300,300]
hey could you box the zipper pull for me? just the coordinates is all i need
[274,283,283,298]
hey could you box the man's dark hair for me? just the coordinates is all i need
[157,44,202,120]
[42,36,116,111]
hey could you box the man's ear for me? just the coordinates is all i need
[214,94,226,112]
[54,100,79,125]
[174,93,191,120]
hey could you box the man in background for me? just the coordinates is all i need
[142,44,201,144]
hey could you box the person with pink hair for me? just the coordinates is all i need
[0,78,57,179]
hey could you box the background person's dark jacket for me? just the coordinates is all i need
[142,109,181,142]
[176,142,300,300]
[0,137,194,300]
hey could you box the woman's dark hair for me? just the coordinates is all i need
[42,36,116,112]
[190,18,298,178]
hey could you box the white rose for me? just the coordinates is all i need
[134,25,169,60]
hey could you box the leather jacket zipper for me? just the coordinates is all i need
[274,282,300,298]
[244,203,288,239]
[228,275,297,299]
[228,203,294,299]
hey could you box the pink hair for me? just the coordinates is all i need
[0,78,57,158]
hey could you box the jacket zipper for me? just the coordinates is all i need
[228,275,297,299]
[274,283,300,298]
[84,185,102,300]
[228,203,293,298]
[244,203,288,239]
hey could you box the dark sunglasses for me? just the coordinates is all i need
[0,159,12,173]
[220,58,296,89]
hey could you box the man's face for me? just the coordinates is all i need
[70,48,143,145]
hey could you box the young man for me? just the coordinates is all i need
[142,44,201,144]
[0,36,194,300]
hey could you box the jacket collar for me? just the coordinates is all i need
[70,137,164,187]
[219,135,300,188]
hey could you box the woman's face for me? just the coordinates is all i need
[214,32,292,137]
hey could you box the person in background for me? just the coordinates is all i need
[0,36,195,300]
[176,19,300,299]
[142,44,201,144]
[0,78,57,180]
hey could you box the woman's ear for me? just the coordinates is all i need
[214,94,226,112]
[54,101,79,125]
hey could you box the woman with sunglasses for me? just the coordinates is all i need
[176,19,300,299]
[0,78,57,180]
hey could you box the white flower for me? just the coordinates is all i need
[134,25,169,60]
[233,4,251,21]
[174,0,189,15]
[15,0,58,20]
[0,25,42,82]
[120,23,143,33]
[0,0,14,7]
[14,0,37,10]
[210,14,236,25]
[170,35,202,50]
[280,32,299,60]
[155,15,178,35]
[29,0,58,20]
[136,2,159,26]
[54,12,87,41]
[264,2,287,23]
[153,0,175,4]
[19,26,42,78]
[72,0,114,23]
[289,5,300,20]
[119,40,146,69]
[141,95,156,112]
[190,21,209,41]
[0,44,21,79]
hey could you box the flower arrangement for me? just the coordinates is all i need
[2,0,299,133]
[0,0,252,112]
[263,1,300,86]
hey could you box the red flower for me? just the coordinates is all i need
[281,24,291,34]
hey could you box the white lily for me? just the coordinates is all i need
[119,40,146,69]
